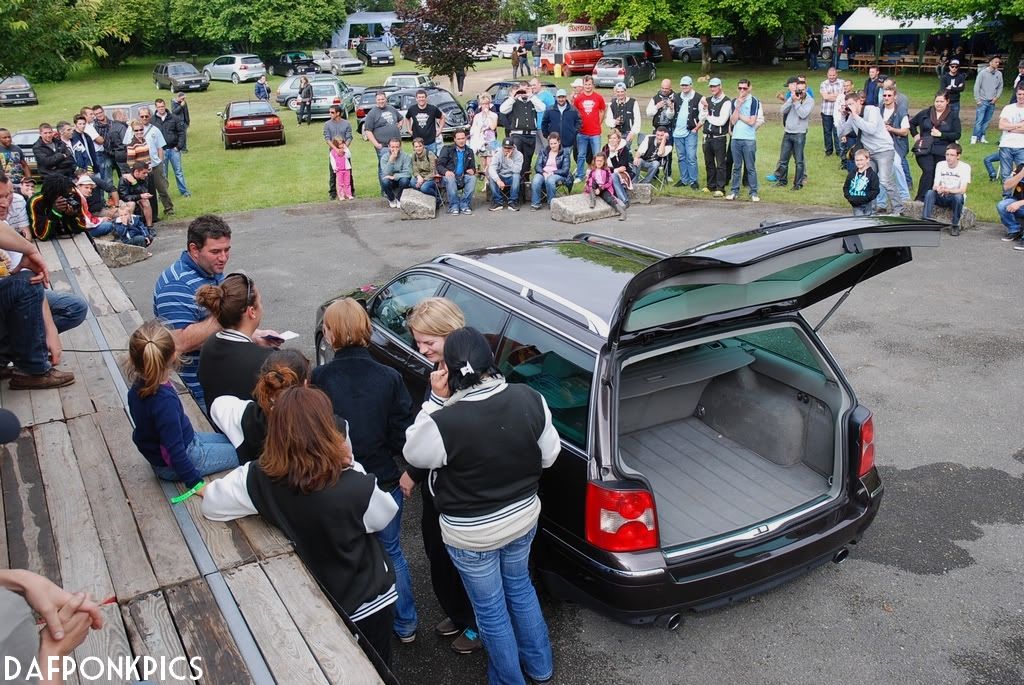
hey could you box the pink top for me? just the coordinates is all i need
[543,151,558,176]
[586,167,614,193]
[330,148,350,172]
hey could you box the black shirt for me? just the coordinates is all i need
[197,331,273,417]
[407,103,443,144]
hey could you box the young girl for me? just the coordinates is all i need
[125,320,240,490]
[468,93,498,177]
[585,152,627,220]
[329,138,354,200]
[112,202,154,249]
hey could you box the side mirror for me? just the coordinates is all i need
[216,112,224,119]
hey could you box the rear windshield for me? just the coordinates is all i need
[241,57,263,65]
[365,41,387,50]
[596,58,622,68]
[229,102,274,117]
[312,85,336,96]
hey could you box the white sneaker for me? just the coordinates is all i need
[970,136,977,144]
[981,136,989,144]
[395,200,402,209]
[665,176,673,183]
[751,194,760,202]
[725,193,736,200]
[388,199,397,208]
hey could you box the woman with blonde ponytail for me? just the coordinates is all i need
[125,320,239,489]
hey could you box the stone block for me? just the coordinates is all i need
[628,183,653,205]
[94,239,152,268]
[901,200,976,231]
[400,188,437,219]
[550,193,619,224]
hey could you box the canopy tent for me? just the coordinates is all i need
[837,7,971,64]
[331,12,401,49]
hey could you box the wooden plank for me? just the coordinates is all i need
[181,395,213,432]
[64,324,123,413]
[96,312,131,355]
[237,517,292,561]
[28,385,63,425]
[263,554,383,685]
[72,265,114,317]
[34,239,61,272]
[165,578,253,685]
[0,375,34,426]
[67,415,160,601]
[1,429,61,582]
[119,308,144,334]
[56,330,96,420]
[120,592,191,685]
[73,233,104,266]
[174,471,254,571]
[33,421,133,668]
[0,438,5,569]
[224,563,329,684]
[94,408,199,587]
[90,265,135,313]
[60,237,87,270]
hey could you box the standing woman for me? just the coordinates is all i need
[296,77,313,125]
[469,93,499,178]
[909,91,961,202]
[404,327,560,685]
[399,297,481,654]
[201,387,399,664]
[310,298,419,643]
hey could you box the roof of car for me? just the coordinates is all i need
[391,71,426,76]
[158,61,194,67]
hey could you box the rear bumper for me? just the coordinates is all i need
[536,486,882,624]
[224,128,283,146]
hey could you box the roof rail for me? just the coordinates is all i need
[573,232,670,258]
[435,253,610,337]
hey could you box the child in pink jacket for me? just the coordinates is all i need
[585,153,627,220]
[330,138,354,200]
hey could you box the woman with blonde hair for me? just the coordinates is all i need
[311,297,419,643]
[469,92,499,176]
[125,320,238,489]
[201,386,399,665]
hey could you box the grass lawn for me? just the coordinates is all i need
[0,55,1007,223]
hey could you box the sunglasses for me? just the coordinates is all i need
[140,114,151,119]
[226,272,254,307]
[737,86,749,91]
[132,128,144,132]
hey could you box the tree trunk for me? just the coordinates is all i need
[701,33,712,75]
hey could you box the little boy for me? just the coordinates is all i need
[844,148,879,216]
[111,202,154,249]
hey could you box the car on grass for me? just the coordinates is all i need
[287,80,355,121]
[0,75,38,106]
[219,100,284,149]
[673,37,735,63]
[353,86,400,133]
[202,54,266,84]
[668,37,700,60]
[465,80,557,117]
[313,48,365,75]
[100,101,154,124]
[313,220,940,624]
[356,40,396,66]
[386,87,470,141]
[12,129,39,177]
[152,62,209,92]
[599,39,663,63]
[275,74,357,113]
[265,52,319,77]
[490,31,536,58]
[592,55,656,88]
[384,71,436,90]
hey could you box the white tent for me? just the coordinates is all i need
[331,12,401,49]
[838,7,970,33]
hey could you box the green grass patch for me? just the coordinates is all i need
[0,56,1005,223]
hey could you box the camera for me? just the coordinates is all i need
[796,89,806,97]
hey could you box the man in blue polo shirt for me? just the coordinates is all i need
[153,215,232,411]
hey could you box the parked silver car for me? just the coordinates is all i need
[286,80,357,120]
[201,54,266,84]
[593,55,656,88]
[313,48,365,75]
[275,74,358,112]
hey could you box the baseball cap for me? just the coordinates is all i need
[555,88,567,97]
[0,409,19,444]
[949,59,960,65]
[21,177,35,184]
[680,75,693,86]
[708,77,722,87]
[785,76,800,85]
[614,82,626,91]
[571,78,583,88]
[502,138,514,148]
[75,174,96,186]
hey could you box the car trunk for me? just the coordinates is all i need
[615,331,844,548]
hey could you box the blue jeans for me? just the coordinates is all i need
[973,100,995,139]
[530,173,568,206]
[417,179,440,204]
[0,272,47,374]
[376,486,418,638]
[576,135,601,178]
[446,525,552,685]
[730,138,758,194]
[997,197,1024,235]
[852,204,873,216]
[443,174,476,210]
[636,158,661,184]
[425,141,441,156]
[984,151,1001,180]
[673,133,698,186]
[774,132,806,185]
[999,147,1024,190]
[877,160,911,209]
[822,114,840,155]
[610,173,629,205]
[489,174,520,206]
[97,155,114,186]
[923,190,965,226]
[88,221,115,238]
[950,102,961,122]
[46,291,88,333]
[152,433,240,482]
[164,148,190,195]
[379,176,410,202]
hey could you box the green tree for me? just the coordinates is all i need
[0,0,103,81]
[93,0,170,68]
[170,0,348,53]
[394,0,510,82]
[501,0,557,31]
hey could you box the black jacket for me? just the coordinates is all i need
[151,111,184,149]
[171,100,191,127]
[436,143,477,176]
[33,138,76,178]
[909,107,961,157]
[197,332,274,418]
[116,173,148,204]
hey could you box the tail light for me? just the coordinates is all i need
[849,406,875,478]
[585,481,658,552]
[266,116,280,125]
[225,119,242,128]
[333,97,341,104]
[356,107,366,118]
[617,68,625,76]
[240,64,248,70]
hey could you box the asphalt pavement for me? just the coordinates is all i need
[115,196,1024,685]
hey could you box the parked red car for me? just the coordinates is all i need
[220,101,285,149]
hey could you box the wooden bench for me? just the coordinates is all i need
[1,233,383,684]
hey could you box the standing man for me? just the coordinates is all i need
[771,77,814,190]
[499,81,545,173]
[33,123,75,179]
[646,79,677,181]
[836,79,857,170]
[541,89,580,160]
[864,66,884,108]
[532,40,542,73]
[123,107,173,216]
[517,41,531,77]
[939,60,967,121]
[726,79,763,202]
[152,98,191,199]
[0,129,31,186]
[91,105,125,180]
[1012,60,1024,100]
[997,84,1024,186]
[880,86,912,203]
[172,93,191,153]
[972,57,1004,144]
[324,105,353,200]
[363,92,403,160]
[573,76,606,181]
[405,90,445,155]
[807,34,820,71]
[672,76,701,189]
[922,143,970,236]
[378,138,412,208]
[436,130,477,215]
[530,77,555,153]
[819,67,843,157]
[699,78,732,197]
[838,91,903,215]
[605,83,642,151]
[69,116,98,173]
[487,138,523,211]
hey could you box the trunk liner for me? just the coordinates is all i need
[619,417,829,547]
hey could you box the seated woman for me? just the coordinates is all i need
[201,387,399,665]
[603,129,635,204]
[529,132,572,209]
[196,272,279,413]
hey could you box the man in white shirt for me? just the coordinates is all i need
[819,67,843,156]
[923,143,970,235]
[997,84,1024,185]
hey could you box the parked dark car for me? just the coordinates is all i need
[592,55,656,88]
[465,80,558,117]
[314,221,940,624]
[12,129,39,177]
[152,62,209,92]
[599,39,663,64]
[0,75,38,106]
[387,87,470,140]
[265,52,319,77]
[356,40,396,66]
[673,37,735,63]
[220,100,285,149]
[354,86,400,133]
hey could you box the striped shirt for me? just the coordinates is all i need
[153,251,223,410]
[819,78,844,116]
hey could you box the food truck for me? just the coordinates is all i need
[537,23,602,76]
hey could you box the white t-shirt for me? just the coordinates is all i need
[934,161,971,192]
[998,103,1024,148]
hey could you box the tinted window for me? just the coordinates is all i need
[241,56,263,65]
[369,273,445,345]
[168,65,196,75]
[215,57,231,65]
[1,77,29,88]
[313,85,337,96]
[498,318,594,448]
[442,284,510,346]
[738,328,822,372]
[597,58,621,68]
[229,102,275,117]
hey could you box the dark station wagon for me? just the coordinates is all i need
[315,219,939,625]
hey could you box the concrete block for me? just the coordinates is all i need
[94,239,152,268]
[400,188,437,220]
[901,200,976,231]
[550,193,619,224]
[628,183,653,205]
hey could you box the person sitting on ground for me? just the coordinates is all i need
[330,138,354,201]
[488,138,523,211]
[409,138,439,203]
[922,143,971,236]
[196,272,277,413]
[111,201,154,250]
[69,173,117,239]
[0,172,31,239]
[584,152,627,220]
[844,149,880,216]
[437,130,477,215]
[17,177,35,203]
[117,162,154,227]
[633,127,672,184]
[996,162,1024,246]
[529,132,571,210]
[28,174,87,241]
[379,138,412,209]
[126,320,241,488]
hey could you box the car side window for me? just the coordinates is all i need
[497,317,594,449]
[441,284,510,351]
[368,273,445,346]
[738,328,822,372]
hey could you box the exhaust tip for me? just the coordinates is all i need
[656,613,682,631]
[833,547,850,564]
